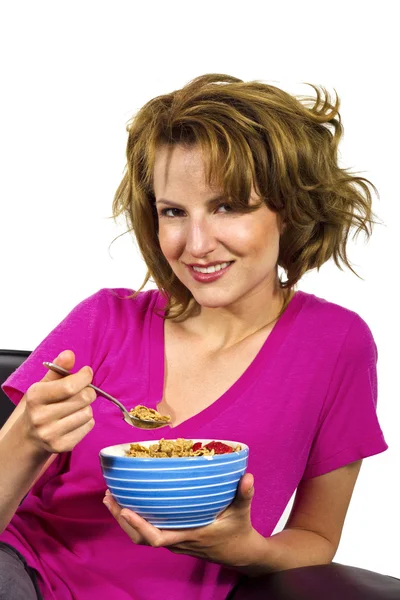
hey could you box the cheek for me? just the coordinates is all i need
[217,220,254,246]
[158,225,185,259]
[225,219,279,257]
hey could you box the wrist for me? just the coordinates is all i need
[16,411,53,462]
[232,529,273,577]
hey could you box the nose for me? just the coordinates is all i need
[185,216,217,258]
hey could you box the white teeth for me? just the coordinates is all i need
[192,261,231,274]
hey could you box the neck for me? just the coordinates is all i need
[184,283,292,350]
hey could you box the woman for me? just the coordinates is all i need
[0,74,388,600]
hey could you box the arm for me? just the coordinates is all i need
[237,460,362,576]
[103,460,362,575]
[0,398,56,532]
[0,350,96,534]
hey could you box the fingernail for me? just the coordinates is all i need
[105,489,111,496]
[103,500,111,510]
[57,351,68,360]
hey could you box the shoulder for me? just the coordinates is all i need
[295,290,376,363]
[50,287,165,354]
[73,287,164,318]
[297,290,372,333]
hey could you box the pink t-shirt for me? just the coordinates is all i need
[0,288,388,600]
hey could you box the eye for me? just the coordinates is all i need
[216,203,234,213]
[160,207,185,218]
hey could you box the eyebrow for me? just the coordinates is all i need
[155,195,226,208]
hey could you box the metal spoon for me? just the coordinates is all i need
[43,362,170,430]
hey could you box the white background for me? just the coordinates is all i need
[0,0,399,577]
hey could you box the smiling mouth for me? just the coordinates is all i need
[191,261,233,274]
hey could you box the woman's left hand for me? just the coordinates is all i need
[103,473,261,568]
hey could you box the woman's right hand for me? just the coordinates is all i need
[23,350,96,454]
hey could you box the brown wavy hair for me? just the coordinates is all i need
[112,74,377,318]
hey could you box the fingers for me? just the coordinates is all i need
[230,473,255,510]
[49,387,97,420]
[25,384,96,453]
[41,350,76,383]
[28,365,93,405]
[103,492,187,548]
[39,349,93,402]
[241,472,255,495]
[37,400,95,436]
[23,350,96,453]
[39,415,96,454]
[119,510,188,548]
[120,512,163,547]
[103,494,146,545]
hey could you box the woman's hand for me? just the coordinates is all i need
[103,473,263,569]
[23,350,96,454]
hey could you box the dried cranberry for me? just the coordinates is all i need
[204,441,233,454]
[192,442,202,452]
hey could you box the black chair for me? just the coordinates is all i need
[0,349,30,424]
[1,349,399,599]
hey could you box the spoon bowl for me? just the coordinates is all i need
[43,362,170,430]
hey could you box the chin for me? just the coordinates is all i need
[191,291,238,309]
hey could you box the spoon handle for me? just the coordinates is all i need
[43,362,131,416]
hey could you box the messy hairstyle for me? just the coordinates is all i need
[113,73,377,319]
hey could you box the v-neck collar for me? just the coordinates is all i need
[148,290,307,433]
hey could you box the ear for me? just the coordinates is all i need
[277,213,286,235]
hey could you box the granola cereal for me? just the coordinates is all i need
[125,438,242,458]
[129,405,171,424]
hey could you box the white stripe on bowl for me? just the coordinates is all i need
[114,490,235,500]
[120,499,230,509]
[109,481,238,492]
[149,520,215,528]
[121,505,227,514]
[114,494,231,510]
[101,457,247,471]
[150,514,216,524]
[101,467,245,482]
[104,477,239,491]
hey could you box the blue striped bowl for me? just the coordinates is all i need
[100,439,249,529]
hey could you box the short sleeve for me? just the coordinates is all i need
[302,314,388,480]
[1,289,111,407]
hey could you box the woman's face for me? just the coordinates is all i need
[153,144,282,310]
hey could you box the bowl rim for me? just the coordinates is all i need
[100,439,249,460]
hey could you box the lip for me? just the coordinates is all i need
[187,261,232,268]
[186,261,233,283]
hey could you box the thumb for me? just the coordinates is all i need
[233,473,255,510]
[41,350,76,383]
